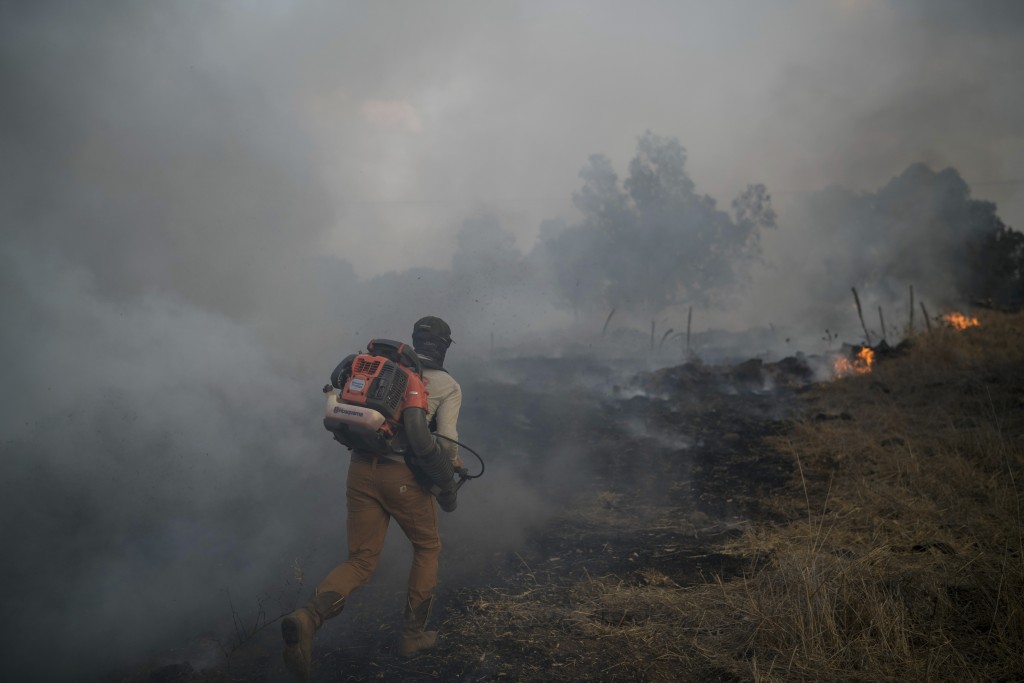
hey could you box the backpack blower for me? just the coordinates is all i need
[322,339,483,510]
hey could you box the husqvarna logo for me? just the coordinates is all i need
[334,406,364,417]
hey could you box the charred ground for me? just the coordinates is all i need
[123,351,805,682]
[123,314,1024,682]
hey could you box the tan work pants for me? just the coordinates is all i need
[317,454,441,609]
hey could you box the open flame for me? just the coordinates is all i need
[942,312,980,330]
[833,346,874,378]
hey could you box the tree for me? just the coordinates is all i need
[540,132,774,316]
[966,223,1024,309]
[799,163,1023,310]
[732,183,777,259]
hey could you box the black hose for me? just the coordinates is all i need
[434,433,485,479]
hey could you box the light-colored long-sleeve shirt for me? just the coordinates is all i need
[422,368,462,464]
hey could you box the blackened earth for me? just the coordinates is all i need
[133,355,808,683]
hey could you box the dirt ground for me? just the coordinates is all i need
[122,351,817,683]
[106,315,1024,682]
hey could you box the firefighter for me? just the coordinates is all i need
[281,317,463,681]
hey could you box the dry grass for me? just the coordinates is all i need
[448,311,1024,682]
[718,311,1024,682]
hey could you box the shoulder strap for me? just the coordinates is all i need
[417,355,448,373]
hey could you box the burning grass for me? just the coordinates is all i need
[832,346,874,378]
[942,311,981,330]
[448,312,1024,681]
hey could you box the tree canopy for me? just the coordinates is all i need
[538,132,775,316]
[802,163,1023,309]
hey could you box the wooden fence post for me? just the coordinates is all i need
[686,306,693,355]
[852,287,872,345]
[909,285,915,334]
[920,301,932,333]
[602,308,616,338]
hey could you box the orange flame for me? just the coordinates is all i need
[833,346,875,378]
[942,312,980,330]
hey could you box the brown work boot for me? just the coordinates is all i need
[281,591,345,681]
[399,595,438,657]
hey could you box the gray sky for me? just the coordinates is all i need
[5,0,1022,283]
[299,0,1024,275]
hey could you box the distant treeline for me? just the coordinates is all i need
[341,134,1024,349]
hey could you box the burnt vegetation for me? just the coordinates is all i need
[120,312,1024,683]
[431,317,1022,682]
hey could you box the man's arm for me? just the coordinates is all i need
[434,381,463,467]
[402,406,458,512]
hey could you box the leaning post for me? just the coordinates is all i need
[909,285,915,335]
[686,306,693,356]
[852,287,872,345]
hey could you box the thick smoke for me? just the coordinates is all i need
[0,243,341,678]
[730,163,1020,352]
[0,239,594,680]
[3,2,1024,680]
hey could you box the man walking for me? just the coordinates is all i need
[281,317,463,681]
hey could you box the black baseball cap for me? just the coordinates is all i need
[413,316,453,344]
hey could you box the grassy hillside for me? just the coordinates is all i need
[449,312,1024,682]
